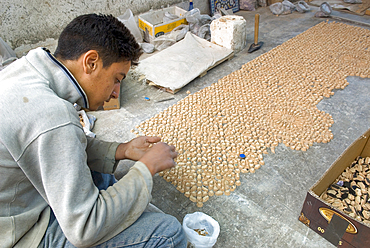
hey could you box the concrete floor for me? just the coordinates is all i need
[90,6,370,248]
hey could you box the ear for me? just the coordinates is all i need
[82,50,100,74]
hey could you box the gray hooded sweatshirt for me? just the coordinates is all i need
[0,48,153,248]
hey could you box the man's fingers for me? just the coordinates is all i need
[172,150,178,159]
[169,145,176,152]
[146,136,161,144]
[169,160,176,168]
[167,145,178,158]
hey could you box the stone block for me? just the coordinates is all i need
[210,15,247,53]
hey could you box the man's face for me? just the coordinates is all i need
[86,60,131,110]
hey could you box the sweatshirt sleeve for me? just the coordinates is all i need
[18,123,153,248]
[85,136,120,174]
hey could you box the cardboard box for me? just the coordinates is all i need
[267,0,282,6]
[299,128,370,247]
[138,6,188,43]
[102,96,120,110]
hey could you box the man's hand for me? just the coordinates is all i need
[115,136,161,161]
[139,142,178,176]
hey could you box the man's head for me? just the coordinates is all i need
[55,13,141,67]
[54,13,142,110]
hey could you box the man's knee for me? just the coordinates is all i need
[158,214,182,234]
[166,214,183,233]
[155,213,187,247]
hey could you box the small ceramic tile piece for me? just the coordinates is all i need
[133,21,370,207]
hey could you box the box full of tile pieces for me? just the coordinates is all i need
[299,128,370,248]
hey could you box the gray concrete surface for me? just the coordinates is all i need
[1,0,210,49]
[89,6,370,248]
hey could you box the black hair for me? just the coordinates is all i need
[54,13,142,67]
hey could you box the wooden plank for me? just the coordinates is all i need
[199,52,234,78]
[148,81,179,94]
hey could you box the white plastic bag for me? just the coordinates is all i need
[269,2,285,15]
[296,1,310,13]
[320,2,332,15]
[198,24,211,41]
[140,43,155,53]
[172,24,190,41]
[183,212,220,248]
[240,0,256,11]
[185,8,201,23]
[0,37,17,67]
[269,2,293,15]
[78,110,96,138]
[152,25,189,51]
[315,1,332,17]
[152,36,176,51]
[282,0,296,11]
[117,9,143,43]
[163,11,179,23]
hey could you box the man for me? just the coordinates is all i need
[0,13,187,247]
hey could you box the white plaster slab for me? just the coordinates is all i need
[134,32,233,93]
